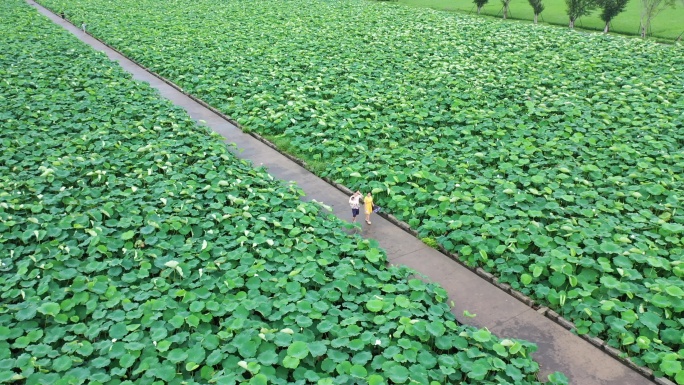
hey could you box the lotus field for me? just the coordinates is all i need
[41,0,684,380]
[1,1,573,383]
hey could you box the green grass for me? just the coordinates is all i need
[398,0,684,40]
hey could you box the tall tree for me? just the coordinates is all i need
[597,0,629,32]
[528,0,545,23]
[474,0,489,14]
[501,0,512,19]
[565,0,596,28]
[640,0,674,37]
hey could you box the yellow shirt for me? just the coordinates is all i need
[364,196,373,214]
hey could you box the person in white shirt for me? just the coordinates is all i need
[349,191,362,223]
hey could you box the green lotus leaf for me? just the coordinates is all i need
[167,349,188,364]
[305,341,326,358]
[76,341,94,357]
[639,312,662,332]
[636,336,651,349]
[327,349,349,363]
[16,305,37,321]
[52,355,72,372]
[386,364,409,383]
[472,329,492,343]
[189,301,205,312]
[599,276,620,289]
[660,359,682,376]
[119,353,136,368]
[520,274,532,285]
[506,365,524,382]
[651,294,672,308]
[140,226,155,235]
[156,340,172,353]
[675,370,684,385]
[426,321,446,337]
[250,374,268,385]
[37,302,60,317]
[109,323,128,340]
[282,355,300,369]
[367,374,385,385]
[257,349,278,366]
[91,357,110,369]
[394,295,410,308]
[350,364,367,378]
[547,371,569,384]
[348,339,365,351]
[187,344,206,364]
[206,350,224,366]
[467,359,490,380]
[287,341,309,360]
[273,332,292,347]
[509,341,523,355]
[408,279,426,291]
[665,286,684,298]
[366,299,384,313]
[365,248,383,263]
[186,315,200,328]
[351,351,372,366]
[155,362,176,381]
[599,242,621,254]
[549,273,566,288]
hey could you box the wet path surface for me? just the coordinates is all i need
[28,1,654,383]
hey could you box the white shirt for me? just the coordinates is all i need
[349,195,360,209]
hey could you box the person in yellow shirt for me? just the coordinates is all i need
[364,192,374,225]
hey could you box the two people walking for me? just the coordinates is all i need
[349,191,374,225]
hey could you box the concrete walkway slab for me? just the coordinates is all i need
[28,1,654,384]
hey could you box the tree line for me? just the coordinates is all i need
[472,0,683,37]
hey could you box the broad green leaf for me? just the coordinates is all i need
[287,341,309,360]
[250,374,268,385]
[167,349,188,363]
[367,374,385,385]
[350,364,367,378]
[387,364,409,383]
[37,302,60,316]
[52,356,72,372]
[366,299,384,313]
[472,329,492,343]
[520,274,532,285]
[282,355,300,369]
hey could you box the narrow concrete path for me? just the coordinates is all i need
[29,2,653,384]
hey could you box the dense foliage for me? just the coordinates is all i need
[39,0,684,381]
[0,1,567,384]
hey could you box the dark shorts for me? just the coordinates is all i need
[352,208,360,217]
